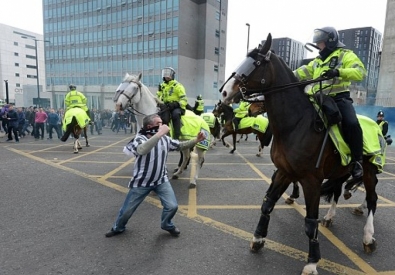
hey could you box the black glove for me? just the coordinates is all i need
[167,102,180,110]
[322,69,339,79]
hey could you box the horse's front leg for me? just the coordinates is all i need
[251,171,291,252]
[73,139,79,154]
[301,180,321,275]
[84,127,90,147]
[172,149,190,180]
[188,148,205,188]
[230,133,236,154]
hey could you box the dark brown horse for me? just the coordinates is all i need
[220,34,381,275]
[212,100,272,156]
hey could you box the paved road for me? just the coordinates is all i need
[1,129,395,275]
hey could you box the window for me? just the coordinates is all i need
[14,42,18,46]
[15,63,19,67]
[16,83,20,87]
[215,47,219,55]
[214,65,218,72]
[15,73,19,77]
[213,82,218,88]
[215,11,220,20]
[14,52,19,56]
[215,29,220,37]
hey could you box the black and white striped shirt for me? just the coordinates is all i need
[124,134,180,188]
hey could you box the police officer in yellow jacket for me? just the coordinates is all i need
[193,95,204,116]
[158,67,187,140]
[376,110,392,145]
[233,100,251,130]
[64,84,92,123]
[293,26,366,181]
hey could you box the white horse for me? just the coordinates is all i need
[113,72,210,188]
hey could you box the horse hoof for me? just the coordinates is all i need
[86,144,90,147]
[255,154,261,157]
[321,218,333,228]
[363,238,377,254]
[250,240,265,253]
[343,192,352,200]
[230,150,235,154]
[285,197,294,205]
[225,144,230,148]
[78,147,82,150]
[351,207,364,216]
[189,183,196,189]
[172,175,179,180]
[74,151,78,154]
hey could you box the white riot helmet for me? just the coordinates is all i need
[162,67,176,81]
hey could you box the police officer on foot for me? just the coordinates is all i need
[193,95,204,116]
[376,110,392,145]
[293,26,366,182]
[158,67,187,140]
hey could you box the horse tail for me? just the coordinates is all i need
[320,174,349,203]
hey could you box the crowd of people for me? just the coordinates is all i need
[0,105,139,142]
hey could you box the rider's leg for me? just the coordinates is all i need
[171,108,183,140]
[336,97,363,179]
[232,117,240,130]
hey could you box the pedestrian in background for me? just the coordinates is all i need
[6,105,19,143]
[47,108,61,139]
[34,107,48,140]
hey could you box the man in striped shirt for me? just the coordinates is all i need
[105,114,205,238]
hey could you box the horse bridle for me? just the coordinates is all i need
[227,50,327,102]
[114,79,170,117]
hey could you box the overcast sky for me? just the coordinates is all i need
[0,0,388,77]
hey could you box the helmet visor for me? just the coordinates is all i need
[162,68,174,79]
[313,29,329,43]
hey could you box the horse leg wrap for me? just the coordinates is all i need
[305,218,321,263]
[254,196,275,237]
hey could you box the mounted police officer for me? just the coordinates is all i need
[158,67,187,140]
[233,100,251,130]
[193,95,204,116]
[376,110,392,145]
[293,26,366,182]
[64,84,93,124]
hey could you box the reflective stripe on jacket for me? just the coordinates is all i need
[159,80,187,110]
[65,90,88,110]
[293,48,366,96]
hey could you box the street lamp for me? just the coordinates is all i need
[246,23,250,55]
[22,36,50,107]
[4,80,9,104]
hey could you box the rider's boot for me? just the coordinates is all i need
[351,159,363,180]
[233,118,239,130]
[172,118,181,140]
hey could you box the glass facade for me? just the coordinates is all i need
[44,0,180,88]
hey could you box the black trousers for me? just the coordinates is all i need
[170,108,183,139]
[335,94,363,161]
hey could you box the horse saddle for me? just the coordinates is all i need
[310,97,386,172]
[169,110,211,151]
[63,108,90,131]
[238,115,269,134]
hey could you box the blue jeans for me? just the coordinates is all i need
[111,180,178,232]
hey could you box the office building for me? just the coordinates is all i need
[265,37,306,70]
[43,0,228,110]
[0,23,49,107]
[376,0,395,106]
[338,27,382,105]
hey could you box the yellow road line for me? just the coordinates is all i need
[8,144,394,274]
